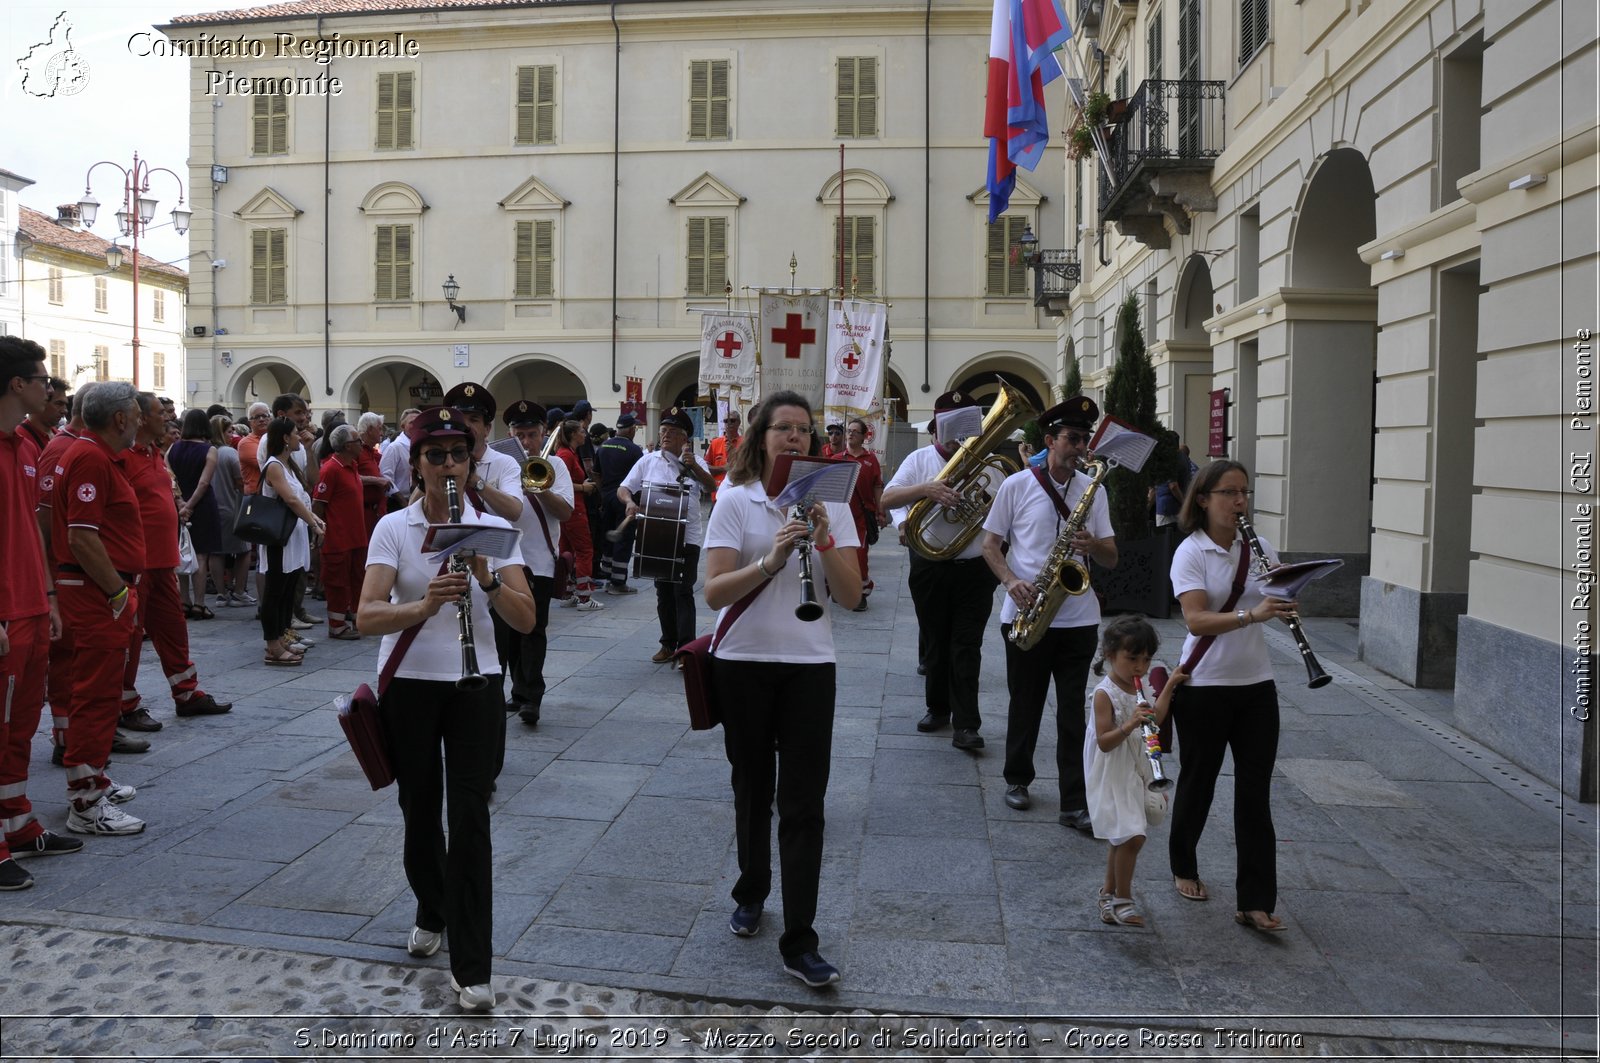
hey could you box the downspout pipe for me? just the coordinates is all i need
[610,1,622,393]
[922,0,932,394]
[320,13,333,397]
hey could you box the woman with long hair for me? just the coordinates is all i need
[207,414,253,607]
[358,406,536,1013]
[1167,459,1298,933]
[259,417,324,664]
[703,390,860,988]
[552,418,601,610]
[169,408,220,618]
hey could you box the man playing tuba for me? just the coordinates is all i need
[980,396,1117,832]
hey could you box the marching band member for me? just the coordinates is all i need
[980,396,1116,831]
[618,407,714,663]
[500,400,574,728]
[440,384,523,525]
[837,418,885,609]
[881,391,996,752]
[596,412,642,594]
[0,339,77,886]
[358,406,536,1013]
[50,382,148,836]
[702,390,859,989]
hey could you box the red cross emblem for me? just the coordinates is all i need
[770,313,816,360]
[840,347,861,371]
[714,331,743,360]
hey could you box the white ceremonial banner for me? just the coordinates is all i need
[824,299,888,418]
[758,292,828,409]
[699,312,757,386]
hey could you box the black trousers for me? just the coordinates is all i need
[1001,623,1098,811]
[600,493,633,586]
[654,544,700,651]
[259,548,300,640]
[715,657,835,961]
[907,554,996,731]
[380,675,501,987]
[1167,680,1280,913]
[492,568,552,710]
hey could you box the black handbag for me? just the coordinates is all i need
[234,492,297,547]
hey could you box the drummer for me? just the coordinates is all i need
[617,408,714,664]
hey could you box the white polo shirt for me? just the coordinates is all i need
[475,447,524,523]
[982,464,1113,629]
[620,449,707,548]
[510,456,574,579]
[1170,528,1279,687]
[367,499,526,683]
[703,479,860,664]
[884,443,986,562]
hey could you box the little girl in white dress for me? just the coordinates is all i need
[1083,616,1186,927]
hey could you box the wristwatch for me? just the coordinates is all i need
[481,572,503,594]
[473,476,487,492]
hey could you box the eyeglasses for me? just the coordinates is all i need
[21,374,50,385]
[1062,431,1091,445]
[249,413,270,421]
[419,446,472,466]
[846,428,866,436]
[1207,488,1254,499]
[768,422,811,435]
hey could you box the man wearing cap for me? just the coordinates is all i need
[441,383,523,526]
[821,423,844,458]
[499,400,574,726]
[704,409,741,503]
[115,391,233,731]
[882,391,999,753]
[618,408,714,663]
[981,395,1116,832]
[596,412,643,594]
[313,424,370,639]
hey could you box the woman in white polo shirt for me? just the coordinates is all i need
[357,406,537,1012]
[702,389,860,989]
[1167,459,1299,933]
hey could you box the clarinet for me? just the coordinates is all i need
[445,476,489,691]
[793,500,823,622]
[1235,514,1332,689]
[1132,676,1172,792]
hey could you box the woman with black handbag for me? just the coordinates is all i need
[357,406,535,1013]
[259,417,323,665]
[701,390,860,989]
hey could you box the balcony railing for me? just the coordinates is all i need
[1097,78,1226,232]
[1029,248,1080,310]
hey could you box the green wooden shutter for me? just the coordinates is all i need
[533,219,554,297]
[377,72,414,149]
[395,72,414,149]
[375,225,394,299]
[376,73,395,149]
[1147,12,1164,82]
[267,229,286,303]
[857,57,878,136]
[252,95,271,154]
[515,221,533,298]
[707,217,727,293]
[985,217,1026,296]
[854,216,875,294]
[536,66,556,144]
[689,61,708,139]
[708,60,729,139]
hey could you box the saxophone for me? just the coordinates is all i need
[1006,458,1111,651]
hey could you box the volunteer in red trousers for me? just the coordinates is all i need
[51,382,148,836]
[355,411,390,537]
[116,393,232,730]
[0,338,79,890]
[313,423,369,640]
[34,387,92,760]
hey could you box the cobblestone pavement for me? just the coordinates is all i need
[0,542,1594,1059]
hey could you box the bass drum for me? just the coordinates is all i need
[631,481,690,582]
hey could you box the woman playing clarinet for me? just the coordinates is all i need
[1167,460,1298,933]
[702,390,860,988]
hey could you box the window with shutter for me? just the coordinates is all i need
[252,93,288,155]
[1147,11,1165,82]
[836,57,878,138]
[48,267,63,304]
[94,277,107,313]
[94,346,109,381]
[985,216,1028,297]
[514,220,556,298]
[833,216,876,295]
[375,224,413,301]
[686,216,727,295]
[1239,0,1269,67]
[49,340,66,379]
[689,60,730,140]
[251,229,287,305]
[153,351,166,390]
[376,72,415,150]
[516,65,557,145]
[153,288,166,322]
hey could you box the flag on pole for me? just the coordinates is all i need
[699,312,757,386]
[984,0,1073,222]
[823,299,888,418]
[757,292,827,409]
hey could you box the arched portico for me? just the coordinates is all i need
[485,357,589,416]
[947,352,1051,415]
[344,356,438,423]
[227,360,308,411]
[1164,254,1218,454]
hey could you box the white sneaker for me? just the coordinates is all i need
[559,597,579,608]
[66,797,145,835]
[450,977,493,1012]
[574,598,605,612]
[105,781,137,804]
[407,926,443,957]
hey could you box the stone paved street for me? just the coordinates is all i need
[0,542,1594,1059]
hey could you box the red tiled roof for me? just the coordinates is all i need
[18,206,189,284]
[165,0,571,25]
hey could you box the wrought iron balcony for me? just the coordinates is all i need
[1026,248,1080,313]
[1077,0,1103,34]
[1095,78,1226,248]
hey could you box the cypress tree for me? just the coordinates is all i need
[1101,293,1179,540]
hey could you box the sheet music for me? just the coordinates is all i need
[1261,558,1345,599]
[936,407,984,446]
[489,437,527,462]
[422,523,523,562]
[766,454,861,507]
[1089,416,1157,472]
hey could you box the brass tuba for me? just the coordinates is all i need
[520,431,559,494]
[904,379,1039,560]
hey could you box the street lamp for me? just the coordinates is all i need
[442,274,466,323]
[79,152,189,389]
[1016,223,1081,305]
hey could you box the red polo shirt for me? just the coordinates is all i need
[356,443,386,512]
[315,454,368,552]
[115,442,180,569]
[0,430,48,621]
[53,434,146,575]
[35,428,82,512]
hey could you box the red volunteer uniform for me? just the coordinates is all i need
[52,435,145,805]
[116,443,205,712]
[0,429,51,856]
[36,429,81,746]
[314,453,369,634]
[356,442,386,537]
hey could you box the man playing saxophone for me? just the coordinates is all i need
[980,397,1117,832]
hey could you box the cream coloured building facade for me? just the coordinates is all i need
[1053,0,1595,798]
[165,0,1064,460]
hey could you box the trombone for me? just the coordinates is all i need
[520,432,559,494]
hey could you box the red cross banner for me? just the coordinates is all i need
[698,312,757,387]
[824,298,888,418]
[757,291,827,409]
